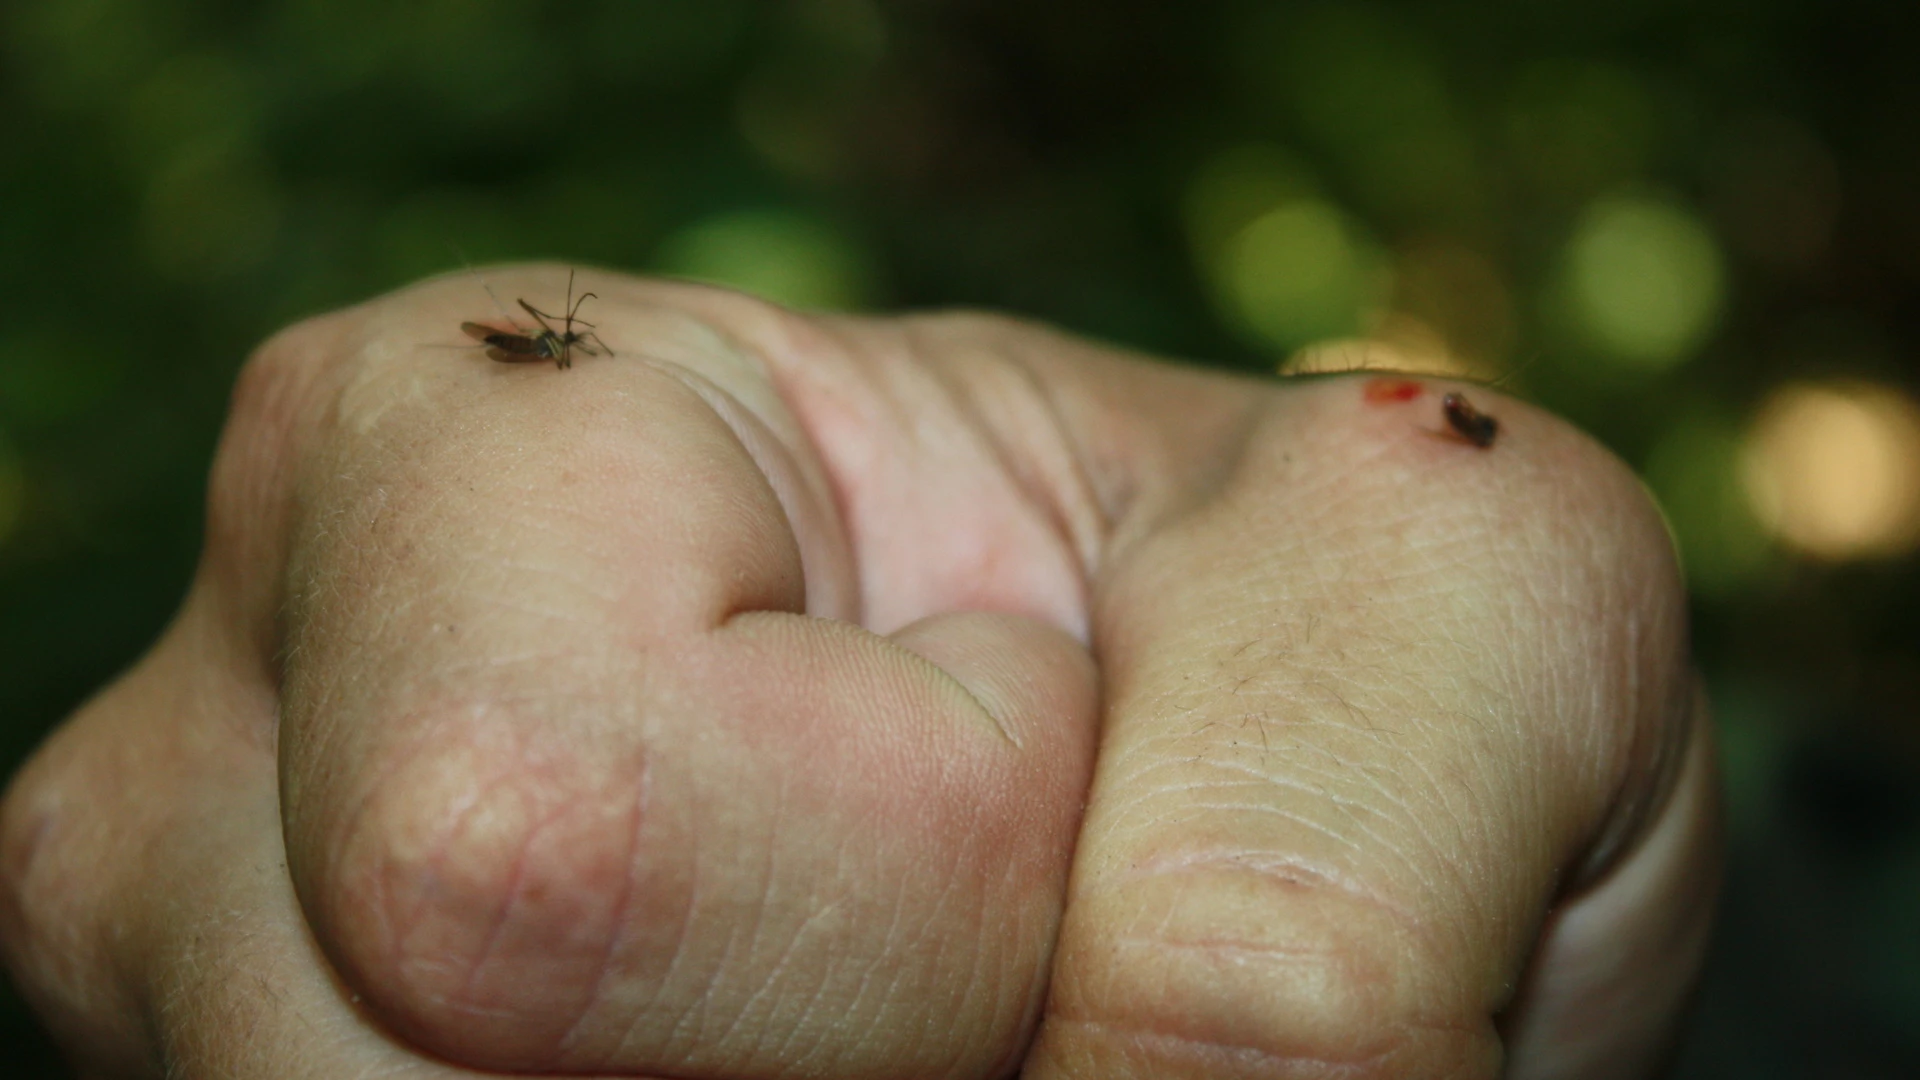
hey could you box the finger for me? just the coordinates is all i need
[1498,688,1721,1079]
[0,310,320,1074]
[272,270,1099,1077]
[0,306,577,1079]
[0,610,230,1080]
[1025,376,1705,1078]
[0,595,633,1080]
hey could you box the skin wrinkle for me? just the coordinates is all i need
[1082,572,1574,1053]
[963,860,1024,1075]
[388,781,490,987]
[306,703,462,966]
[837,885,910,1052]
[792,328,934,625]
[701,765,795,1055]
[362,709,638,1016]
[1348,745,1480,896]
[989,346,1113,582]
[1048,1015,1410,1077]
[149,846,325,1076]
[768,929,845,1076]
[1510,551,1669,889]
[790,838,871,1067]
[629,824,701,1069]
[1105,727,1406,837]
[889,846,975,1069]
[447,788,564,1010]
[1116,929,1383,973]
[1274,618,1574,880]
[656,919,719,1061]
[901,320,1107,603]
[1163,761,1423,865]
[936,828,999,980]
[555,772,648,1065]
[1097,802,1426,943]
[730,895,846,1068]
[1112,765,1385,838]
[651,359,858,624]
[1128,798,1412,890]
[754,314,1109,637]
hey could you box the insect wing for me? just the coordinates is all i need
[462,322,546,364]
[462,322,528,348]
[574,331,614,358]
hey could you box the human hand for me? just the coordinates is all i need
[0,269,1718,1079]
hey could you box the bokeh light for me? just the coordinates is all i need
[1740,381,1920,560]
[1183,144,1318,264]
[1214,198,1388,351]
[1562,194,1726,372]
[653,209,874,310]
[1387,239,1515,375]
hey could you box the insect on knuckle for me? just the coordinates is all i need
[457,268,609,371]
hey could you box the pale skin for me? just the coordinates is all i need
[0,268,1720,1079]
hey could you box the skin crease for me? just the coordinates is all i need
[0,267,1719,1080]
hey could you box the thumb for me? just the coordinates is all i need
[1028,376,1715,1078]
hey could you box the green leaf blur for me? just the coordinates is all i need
[2,1,1919,1074]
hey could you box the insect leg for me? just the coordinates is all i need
[578,331,615,358]
[517,298,562,336]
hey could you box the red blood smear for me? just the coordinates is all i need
[1363,378,1424,403]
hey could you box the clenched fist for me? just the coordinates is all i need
[0,269,1718,1079]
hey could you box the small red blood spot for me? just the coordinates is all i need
[1363,378,1424,404]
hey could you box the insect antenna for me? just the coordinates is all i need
[446,244,534,334]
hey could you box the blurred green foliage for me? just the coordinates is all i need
[3,0,1919,1075]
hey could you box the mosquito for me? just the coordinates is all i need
[460,269,611,370]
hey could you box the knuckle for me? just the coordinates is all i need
[204,316,339,583]
[305,713,658,1067]
[0,747,73,985]
[0,712,150,1073]
[1301,385,1689,650]
[1513,405,1678,567]
[223,315,337,464]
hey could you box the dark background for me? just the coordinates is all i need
[3,1,1918,1075]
